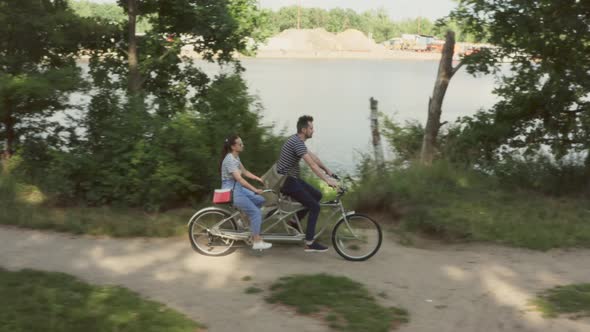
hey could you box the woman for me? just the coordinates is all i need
[220,134,272,250]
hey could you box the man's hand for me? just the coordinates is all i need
[325,177,339,188]
[254,188,264,195]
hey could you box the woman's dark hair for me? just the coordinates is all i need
[297,115,314,133]
[219,134,240,173]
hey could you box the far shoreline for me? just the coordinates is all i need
[78,50,446,63]
[240,51,443,61]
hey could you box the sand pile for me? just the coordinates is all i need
[336,29,385,52]
[260,28,341,52]
[259,28,386,53]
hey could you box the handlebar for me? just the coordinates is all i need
[258,174,353,197]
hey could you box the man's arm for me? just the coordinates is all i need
[308,151,333,176]
[302,154,338,187]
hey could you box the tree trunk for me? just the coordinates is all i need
[420,30,459,165]
[297,0,301,29]
[2,101,14,160]
[127,0,141,94]
[4,121,14,160]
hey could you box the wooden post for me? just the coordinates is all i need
[420,30,462,165]
[370,97,385,168]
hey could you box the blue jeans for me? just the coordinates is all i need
[280,176,322,241]
[222,180,265,236]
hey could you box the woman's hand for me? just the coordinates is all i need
[255,176,265,185]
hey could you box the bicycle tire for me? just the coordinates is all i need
[331,213,382,261]
[188,208,238,256]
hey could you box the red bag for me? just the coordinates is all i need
[212,188,233,204]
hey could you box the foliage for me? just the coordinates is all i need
[264,6,473,43]
[267,274,409,332]
[381,115,424,163]
[11,0,280,211]
[350,160,590,250]
[69,0,152,32]
[26,74,282,210]
[70,1,479,44]
[531,283,590,319]
[0,0,113,157]
[1,169,195,237]
[449,0,590,162]
[0,268,203,332]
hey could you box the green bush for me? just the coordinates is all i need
[17,74,283,211]
[492,154,590,196]
[350,160,590,249]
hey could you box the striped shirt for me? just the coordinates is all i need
[276,134,308,178]
[221,153,241,181]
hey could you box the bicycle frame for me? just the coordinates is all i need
[190,190,356,243]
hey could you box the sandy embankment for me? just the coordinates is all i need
[180,28,444,61]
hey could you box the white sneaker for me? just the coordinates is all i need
[252,241,272,250]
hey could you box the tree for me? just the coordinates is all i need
[0,0,108,160]
[69,0,152,32]
[450,0,590,163]
[41,0,276,209]
[420,31,463,165]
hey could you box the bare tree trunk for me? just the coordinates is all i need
[4,120,14,160]
[297,0,301,29]
[420,30,462,165]
[370,97,385,168]
[127,0,141,94]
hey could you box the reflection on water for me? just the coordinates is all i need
[235,58,498,172]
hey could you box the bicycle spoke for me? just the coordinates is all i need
[332,214,382,261]
[189,210,237,256]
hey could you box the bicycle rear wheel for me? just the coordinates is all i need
[188,209,238,256]
[332,214,382,261]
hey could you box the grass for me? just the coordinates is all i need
[0,268,204,332]
[245,286,263,294]
[350,162,590,250]
[0,203,195,237]
[266,274,409,332]
[530,284,590,318]
[0,174,200,237]
[6,160,589,251]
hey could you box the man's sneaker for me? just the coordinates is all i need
[252,241,272,250]
[304,241,328,252]
[287,219,302,233]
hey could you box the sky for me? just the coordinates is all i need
[92,0,458,21]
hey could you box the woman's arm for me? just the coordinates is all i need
[240,163,264,184]
[232,171,262,194]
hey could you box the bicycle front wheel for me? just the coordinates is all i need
[188,209,238,256]
[332,214,382,261]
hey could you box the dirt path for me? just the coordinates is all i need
[1,226,589,332]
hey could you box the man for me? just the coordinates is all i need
[276,115,339,252]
